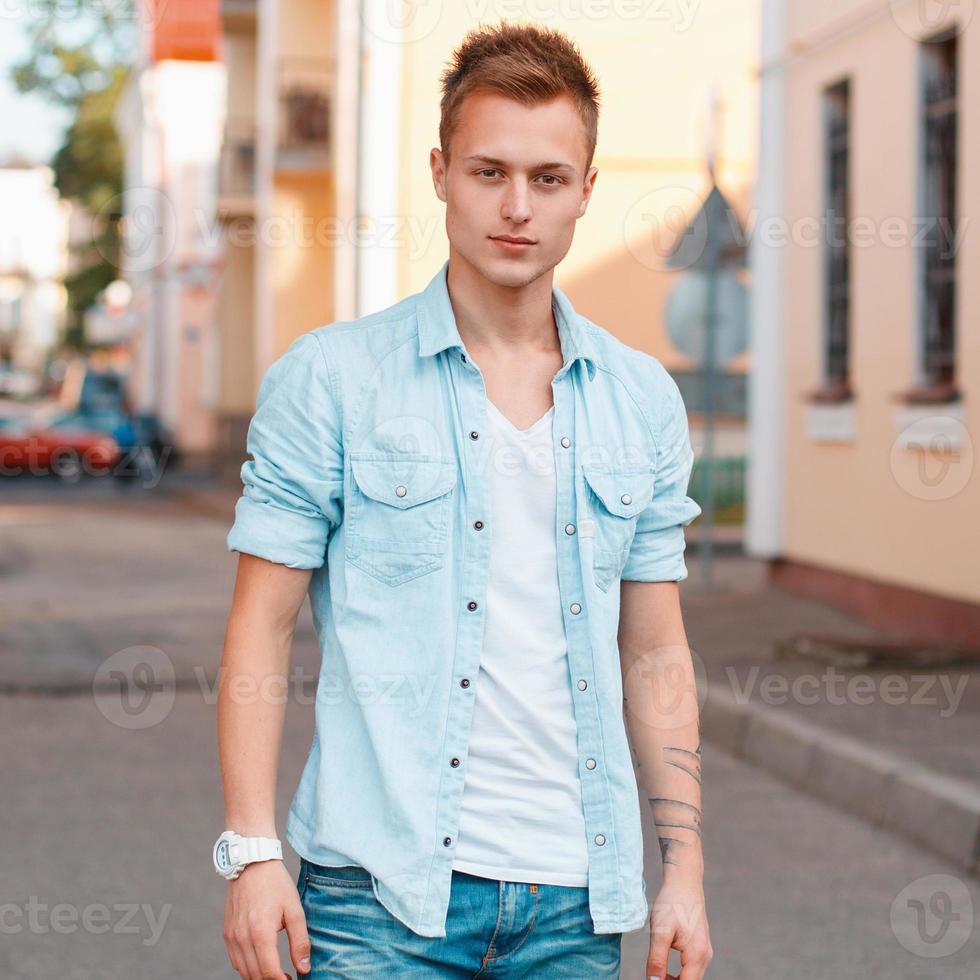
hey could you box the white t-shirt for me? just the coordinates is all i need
[451,398,590,887]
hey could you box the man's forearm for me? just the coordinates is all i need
[621,642,704,881]
[216,607,296,837]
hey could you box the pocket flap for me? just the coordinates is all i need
[350,452,458,509]
[581,464,654,519]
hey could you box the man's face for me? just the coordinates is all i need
[431,91,598,288]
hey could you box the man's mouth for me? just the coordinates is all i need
[490,235,536,251]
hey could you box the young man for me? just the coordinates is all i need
[216,21,712,980]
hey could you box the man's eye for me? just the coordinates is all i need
[538,175,561,185]
[478,169,499,178]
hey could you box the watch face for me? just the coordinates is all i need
[215,840,232,872]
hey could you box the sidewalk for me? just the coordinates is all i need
[679,563,980,875]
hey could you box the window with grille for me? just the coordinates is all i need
[823,79,850,396]
[919,32,958,392]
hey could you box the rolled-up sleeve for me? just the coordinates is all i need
[227,332,343,569]
[621,370,701,583]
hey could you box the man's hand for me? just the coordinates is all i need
[645,873,713,980]
[222,859,311,979]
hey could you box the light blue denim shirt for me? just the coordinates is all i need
[226,258,702,938]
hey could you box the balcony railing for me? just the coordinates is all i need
[277,56,334,171]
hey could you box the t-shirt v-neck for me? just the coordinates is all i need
[485,398,555,437]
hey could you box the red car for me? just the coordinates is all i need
[0,406,121,482]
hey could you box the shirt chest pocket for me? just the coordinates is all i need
[580,464,655,592]
[345,451,458,586]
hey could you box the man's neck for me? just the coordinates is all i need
[445,251,561,361]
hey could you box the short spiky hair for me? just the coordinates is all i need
[438,20,601,175]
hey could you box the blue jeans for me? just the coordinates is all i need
[297,858,623,977]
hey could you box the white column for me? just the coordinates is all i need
[356,0,403,318]
[745,0,787,559]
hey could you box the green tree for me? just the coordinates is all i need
[10,1,136,349]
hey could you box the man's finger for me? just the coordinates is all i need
[284,900,312,974]
[254,929,288,980]
[646,923,674,980]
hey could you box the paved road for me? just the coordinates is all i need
[3,684,977,979]
[1,481,977,977]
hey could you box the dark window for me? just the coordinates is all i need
[823,80,850,392]
[920,33,957,388]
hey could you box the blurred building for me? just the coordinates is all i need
[749,0,978,640]
[0,165,69,378]
[115,0,227,458]
[116,0,762,492]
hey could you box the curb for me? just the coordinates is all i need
[701,681,980,876]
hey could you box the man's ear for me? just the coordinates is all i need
[430,147,448,203]
[578,165,598,216]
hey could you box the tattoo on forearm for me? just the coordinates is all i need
[648,797,702,838]
[663,744,702,785]
[658,835,689,866]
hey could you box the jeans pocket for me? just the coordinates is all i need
[346,452,457,586]
[303,862,375,889]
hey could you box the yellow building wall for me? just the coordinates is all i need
[395,5,760,373]
[272,171,336,352]
[782,1,979,601]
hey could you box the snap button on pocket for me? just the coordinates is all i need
[580,463,655,592]
[347,452,458,586]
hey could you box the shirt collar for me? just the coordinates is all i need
[416,258,599,382]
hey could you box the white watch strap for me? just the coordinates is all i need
[238,836,283,865]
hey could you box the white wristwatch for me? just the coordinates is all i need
[213,830,283,880]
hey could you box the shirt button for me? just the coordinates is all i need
[570,602,582,614]
[469,431,479,440]
[560,436,571,448]
[473,520,484,530]
[443,836,452,847]
[467,600,478,611]
[594,834,606,846]
[451,757,460,767]
[585,758,597,769]
[395,485,407,497]
[564,523,576,535]
[620,492,632,505]
[461,353,467,362]
[577,679,588,690]
[460,678,470,688]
